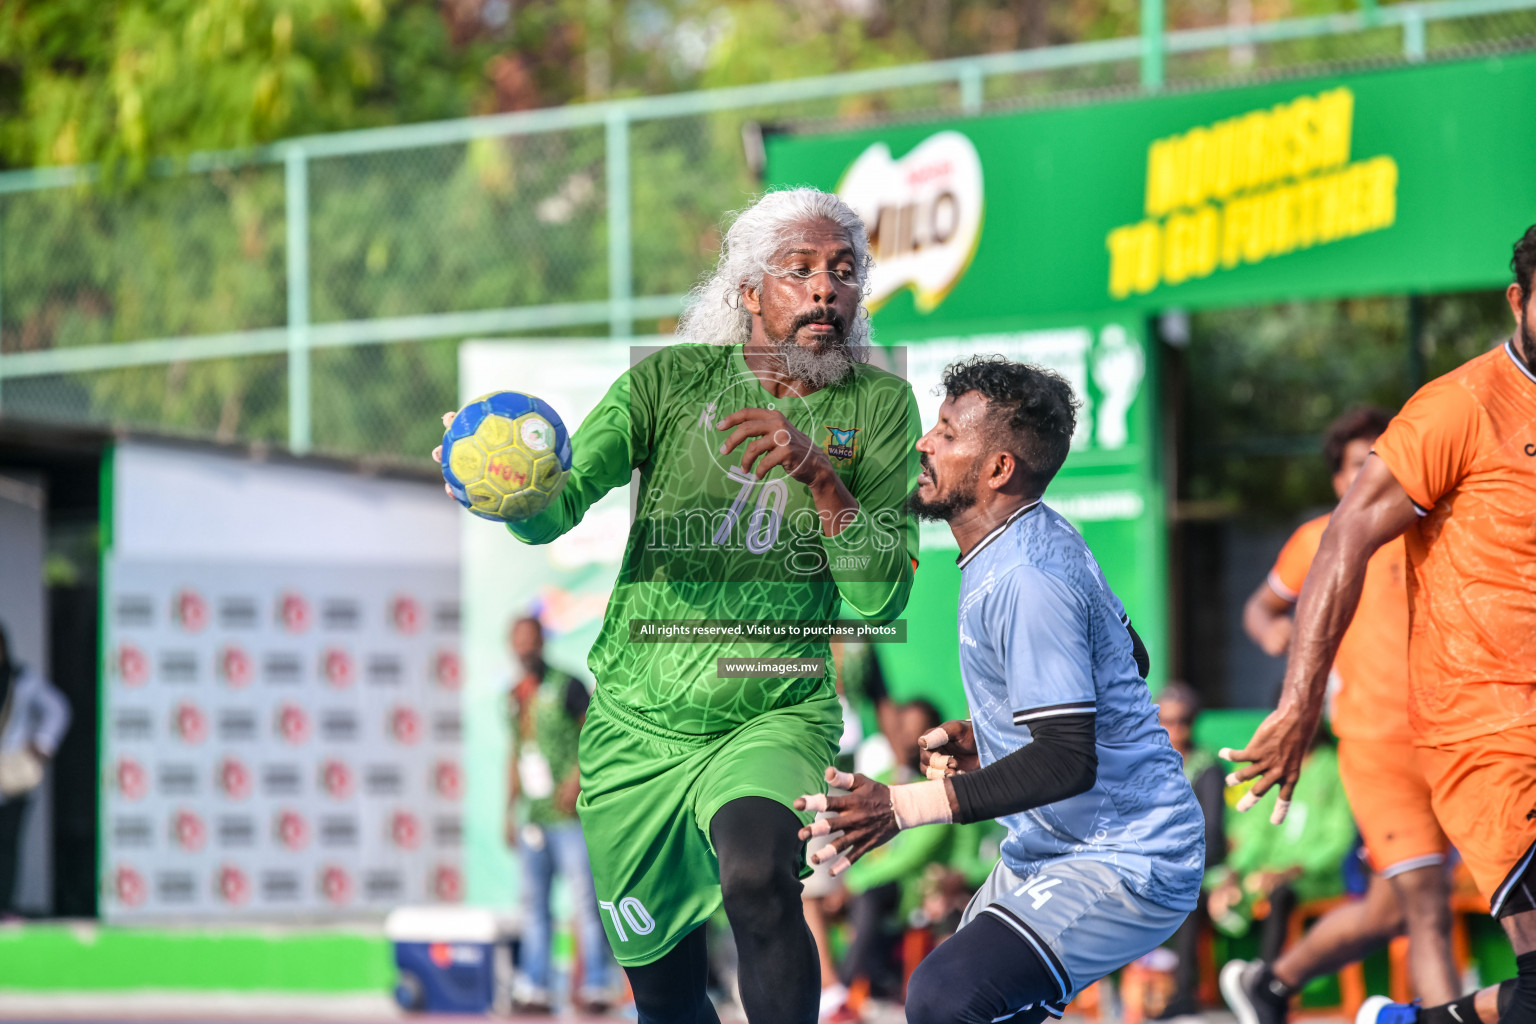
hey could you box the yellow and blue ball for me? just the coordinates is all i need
[440,391,572,522]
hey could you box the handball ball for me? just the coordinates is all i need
[441,391,572,522]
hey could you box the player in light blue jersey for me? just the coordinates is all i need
[797,356,1204,1024]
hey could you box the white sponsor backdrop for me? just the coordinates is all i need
[100,442,462,921]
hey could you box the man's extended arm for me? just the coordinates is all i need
[1224,455,1418,814]
[507,363,656,546]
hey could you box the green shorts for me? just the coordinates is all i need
[575,686,841,966]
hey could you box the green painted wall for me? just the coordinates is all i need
[0,926,391,992]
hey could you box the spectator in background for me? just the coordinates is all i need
[1205,726,1355,965]
[505,616,614,1014]
[0,621,70,918]
[1155,682,1226,1018]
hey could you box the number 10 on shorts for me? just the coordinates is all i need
[599,896,656,942]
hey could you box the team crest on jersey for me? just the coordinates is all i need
[824,426,859,464]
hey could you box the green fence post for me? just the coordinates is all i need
[958,64,985,112]
[285,146,312,454]
[1142,0,1166,91]
[1403,9,1427,60]
[606,109,633,338]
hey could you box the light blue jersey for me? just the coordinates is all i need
[956,502,1204,912]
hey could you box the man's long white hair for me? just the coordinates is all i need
[675,188,875,350]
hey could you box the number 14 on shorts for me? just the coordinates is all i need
[599,896,656,942]
[1013,876,1061,909]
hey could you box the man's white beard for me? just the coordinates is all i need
[775,334,863,390]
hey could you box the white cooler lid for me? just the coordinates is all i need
[385,905,500,943]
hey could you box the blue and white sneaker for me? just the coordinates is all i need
[1355,995,1421,1024]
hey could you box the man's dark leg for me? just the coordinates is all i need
[624,924,721,1024]
[0,798,27,915]
[711,797,820,1024]
[1162,900,1207,1016]
[839,882,902,994]
[905,914,1057,1024]
[1259,883,1298,965]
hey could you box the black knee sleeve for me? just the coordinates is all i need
[712,797,805,933]
[624,926,719,1024]
[1500,951,1536,1024]
[906,914,1064,1024]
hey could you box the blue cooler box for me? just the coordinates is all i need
[386,906,500,1013]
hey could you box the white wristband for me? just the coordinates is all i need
[889,780,953,830]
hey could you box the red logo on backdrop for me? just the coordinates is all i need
[220,645,254,688]
[173,702,208,744]
[320,865,352,905]
[275,810,309,850]
[276,703,310,744]
[117,644,149,687]
[278,591,312,634]
[429,943,453,969]
[391,595,422,634]
[434,650,461,690]
[218,757,252,800]
[320,759,354,799]
[116,758,148,800]
[391,811,422,850]
[433,761,462,800]
[321,647,355,688]
[218,865,251,906]
[389,706,421,746]
[114,866,147,908]
[433,865,463,902]
[174,589,209,632]
[172,809,207,851]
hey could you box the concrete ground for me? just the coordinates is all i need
[0,993,1342,1024]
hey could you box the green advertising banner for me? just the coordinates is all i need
[767,52,1536,323]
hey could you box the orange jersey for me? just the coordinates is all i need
[1373,341,1536,745]
[1270,514,1411,741]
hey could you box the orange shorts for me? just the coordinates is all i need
[1337,736,1448,877]
[1418,727,1536,915]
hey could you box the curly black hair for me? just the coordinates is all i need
[940,355,1080,496]
[1515,223,1536,303]
[1321,406,1393,475]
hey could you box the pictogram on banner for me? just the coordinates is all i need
[391,594,422,634]
[173,589,209,632]
[278,591,312,634]
[117,644,150,687]
[172,702,208,745]
[275,703,310,745]
[116,758,148,800]
[321,647,355,688]
[320,759,355,799]
[114,866,148,908]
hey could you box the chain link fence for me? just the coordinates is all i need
[1,0,1533,465]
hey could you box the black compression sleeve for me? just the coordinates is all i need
[1126,619,1150,679]
[949,714,1097,825]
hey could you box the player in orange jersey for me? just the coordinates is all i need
[1226,224,1536,1024]
[1221,408,1458,1024]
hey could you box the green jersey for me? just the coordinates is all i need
[509,343,919,735]
[509,668,588,826]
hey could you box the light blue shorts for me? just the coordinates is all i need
[960,856,1190,1009]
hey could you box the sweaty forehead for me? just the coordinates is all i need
[771,219,854,261]
[940,391,994,429]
